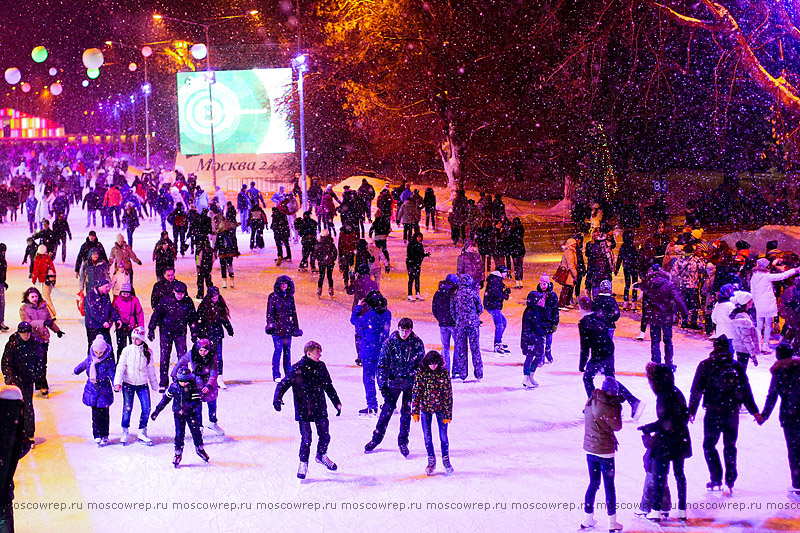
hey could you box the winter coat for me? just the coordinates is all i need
[156,381,202,416]
[521,291,547,348]
[1,333,44,387]
[20,302,58,344]
[473,225,495,257]
[579,313,614,370]
[315,236,338,267]
[539,283,560,333]
[711,301,736,340]
[583,389,622,455]
[110,243,140,271]
[432,277,459,327]
[670,255,706,290]
[31,254,55,285]
[639,386,692,462]
[593,293,620,329]
[411,366,453,419]
[405,239,427,268]
[397,199,420,225]
[74,239,107,275]
[74,348,116,408]
[585,239,614,285]
[641,270,687,327]
[350,305,392,361]
[103,187,123,208]
[195,245,215,274]
[270,208,290,240]
[730,310,760,359]
[295,216,317,242]
[377,331,425,391]
[457,249,484,285]
[113,343,158,389]
[84,288,120,330]
[615,241,638,273]
[762,357,800,427]
[266,276,299,338]
[150,279,175,309]
[507,224,526,258]
[171,345,219,402]
[559,239,579,285]
[451,274,483,328]
[112,294,145,329]
[52,218,72,241]
[346,274,378,312]
[688,346,758,416]
[370,216,391,241]
[750,267,797,318]
[338,231,359,258]
[214,228,240,259]
[274,355,341,422]
[148,294,196,337]
[79,258,110,292]
[484,272,510,311]
[154,244,177,272]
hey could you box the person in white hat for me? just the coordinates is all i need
[750,258,798,352]
[113,327,158,444]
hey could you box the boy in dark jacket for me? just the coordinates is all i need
[274,340,342,479]
[537,275,560,363]
[271,206,291,264]
[148,281,197,392]
[22,238,37,279]
[578,297,645,420]
[484,266,511,353]
[593,280,621,339]
[688,336,762,493]
[295,211,318,272]
[151,366,208,467]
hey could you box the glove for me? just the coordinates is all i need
[443,419,451,424]
[265,325,276,336]
[273,400,282,412]
[56,330,65,338]
[385,265,390,274]
[226,326,234,336]
[753,357,759,367]
[335,404,342,417]
[2,283,7,289]
[137,260,143,265]
[148,332,155,342]
[412,414,420,423]
[579,365,586,373]
[292,328,303,337]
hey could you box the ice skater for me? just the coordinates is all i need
[411,350,454,476]
[73,335,116,446]
[113,327,158,445]
[151,366,209,467]
[273,341,341,479]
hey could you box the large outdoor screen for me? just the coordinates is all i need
[177,68,295,155]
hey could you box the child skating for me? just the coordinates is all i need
[273,340,342,479]
[151,366,209,467]
[411,350,454,475]
[73,335,116,446]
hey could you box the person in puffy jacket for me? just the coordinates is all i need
[31,244,57,318]
[109,234,141,284]
[1,322,43,442]
[640,265,687,370]
[579,376,623,532]
[729,292,760,371]
[113,327,157,445]
[150,366,208,467]
[347,264,378,365]
[295,211,318,271]
[451,274,483,381]
[521,289,547,389]
[112,283,144,359]
[671,245,707,329]
[484,266,510,353]
[148,281,196,392]
[74,335,116,445]
[214,219,240,289]
[593,280,620,339]
[558,237,580,309]
[365,317,424,456]
[79,247,110,293]
[397,198,420,242]
[171,338,223,436]
[432,274,459,372]
[273,340,341,479]
[266,275,300,381]
[153,232,177,280]
[315,230,338,297]
[271,206,292,264]
[412,350,454,476]
[457,240,484,289]
[760,343,800,492]
[750,258,798,352]
[20,287,63,397]
[84,279,119,353]
[350,291,392,416]
[711,284,738,353]
[194,287,233,389]
[538,276,560,363]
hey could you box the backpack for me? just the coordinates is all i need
[713,363,741,406]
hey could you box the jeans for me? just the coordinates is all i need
[160,212,168,231]
[121,383,151,429]
[109,205,121,227]
[703,410,740,486]
[173,226,187,252]
[300,240,316,269]
[57,235,68,262]
[127,227,135,248]
[276,237,291,259]
[783,422,800,489]
[362,357,379,410]
[453,326,482,379]
[544,332,553,362]
[439,326,456,373]
[372,387,412,446]
[650,324,674,368]
[91,406,110,438]
[28,214,36,233]
[239,209,250,232]
[523,336,544,376]
[318,265,334,290]
[585,454,616,515]
[203,399,218,424]
[425,207,436,230]
[219,257,234,279]
[582,358,638,406]
[159,331,188,388]
[174,410,203,449]
[487,309,507,344]
[652,457,687,511]
[622,267,638,302]
[299,418,330,462]
[421,411,449,457]
[757,315,773,347]
[272,336,292,379]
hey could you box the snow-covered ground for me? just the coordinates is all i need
[9,203,800,532]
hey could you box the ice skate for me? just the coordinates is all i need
[297,461,308,479]
[0,324,8,331]
[788,486,800,496]
[275,257,284,266]
[94,437,102,446]
[425,456,436,476]
[138,428,152,445]
[364,439,379,453]
[229,277,235,289]
[358,407,378,417]
[635,331,645,341]
[442,455,454,474]
[726,482,734,494]
[173,448,183,468]
[579,512,596,530]
[415,293,424,300]
[494,343,510,354]
[523,375,539,389]
[99,437,108,446]
[315,454,338,471]
[196,446,210,462]
[645,510,661,522]
[222,279,227,289]
[399,443,410,457]
[706,481,723,492]
[677,509,687,522]
[608,514,623,532]
[218,375,227,389]
[407,295,415,301]
[120,428,129,444]
[317,287,322,298]
[329,288,334,298]
[206,422,225,436]
[630,399,646,421]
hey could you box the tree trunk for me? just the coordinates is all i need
[547,173,574,217]
[440,122,462,202]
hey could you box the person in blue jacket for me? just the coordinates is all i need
[350,291,392,417]
[74,335,116,446]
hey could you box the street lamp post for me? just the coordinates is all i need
[153,11,258,189]
[293,54,309,212]
[130,95,137,164]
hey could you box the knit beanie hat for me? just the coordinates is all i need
[601,376,619,396]
[539,274,550,286]
[599,280,612,293]
[131,327,147,343]
[37,244,47,255]
[757,258,770,268]
[732,291,753,307]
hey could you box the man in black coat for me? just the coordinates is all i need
[592,279,621,338]
[0,385,32,531]
[365,317,424,457]
[274,340,342,479]
[432,274,459,373]
[84,279,119,351]
[578,297,644,420]
[537,275,560,363]
[150,267,177,309]
[148,281,197,392]
[74,231,107,278]
[688,336,762,492]
[1,323,43,443]
[640,265,687,370]
[295,211,318,272]
[760,344,800,493]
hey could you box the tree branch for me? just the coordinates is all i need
[649,2,727,32]
[774,0,800,42]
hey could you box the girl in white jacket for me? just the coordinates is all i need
[113,327,158,444]
[749,258,798,352]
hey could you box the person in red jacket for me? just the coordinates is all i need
[103,185,123,228]
[31,245,57,318]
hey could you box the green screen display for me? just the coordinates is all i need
[177,68,295,155]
